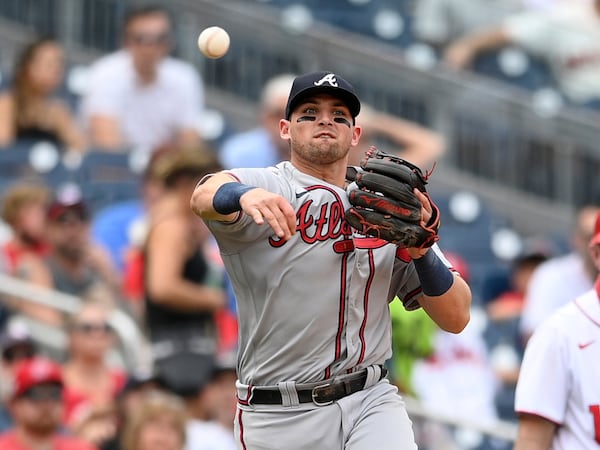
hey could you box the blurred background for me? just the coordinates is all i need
[0,1,598,449]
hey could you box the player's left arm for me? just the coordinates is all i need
[513,413,557,450]
[407,189,471,333]
[415,260,471,333]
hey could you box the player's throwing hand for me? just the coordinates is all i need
[239,188,297,240]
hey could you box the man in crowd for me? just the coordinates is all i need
[81,4,205,153]
[0,356,97,449]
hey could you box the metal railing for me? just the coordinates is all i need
[0,273,152,372]
[404,395,518,445]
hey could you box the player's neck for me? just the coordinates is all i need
[291,158,348,188]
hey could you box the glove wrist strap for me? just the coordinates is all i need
[213,182,256,215]
[413,250,454,297]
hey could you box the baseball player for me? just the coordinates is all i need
[513,210,600,450]
[190,71,472,449]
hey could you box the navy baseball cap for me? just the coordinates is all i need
[285,71,361,120]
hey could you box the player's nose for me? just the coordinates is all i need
[316,110,334,125]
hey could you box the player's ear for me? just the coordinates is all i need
[351,124,363,146]
[280,118,291,139]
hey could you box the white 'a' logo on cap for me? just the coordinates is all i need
[313,73,338,87]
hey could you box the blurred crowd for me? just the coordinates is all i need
[0,2,599,450]
[264,0,600,113]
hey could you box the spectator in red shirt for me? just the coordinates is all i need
[0,356,97,450]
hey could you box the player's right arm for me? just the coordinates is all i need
[190,171,297,240]
[513,413,556,450]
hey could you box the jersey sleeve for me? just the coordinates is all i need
[514,314,568,424]
[207,167,294,244]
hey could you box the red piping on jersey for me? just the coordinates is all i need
[293,183,352,380]
[237,385,253,406]
[357,250,375,364]
[402,286,423,304]
[328,251,349,379]
[237,408,247,450]
[405,286,423,302]
[514,409,562,426]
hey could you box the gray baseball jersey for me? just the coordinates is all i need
[207,161,447,387]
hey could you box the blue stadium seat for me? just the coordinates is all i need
[472,50,553,91]
[75,151,142,212]
[0,139,76,189]
[0,142,40,182]
[432,192,512,301]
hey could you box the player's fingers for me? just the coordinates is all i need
[279,199,297,236]
[257,208,288,239]
[246,207,265,225]
[264,200,297,240]
[244,196,295,240]
[413,189,432,224]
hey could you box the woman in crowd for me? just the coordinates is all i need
[61,302,126,433]
[142,147,228,390]
[0,37,86,152]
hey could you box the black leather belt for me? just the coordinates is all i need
[249,367,387,406]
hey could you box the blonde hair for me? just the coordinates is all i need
[148,147,222,189]
[260,73,296,111]
[121,390,187,450]
[1,182,50,226]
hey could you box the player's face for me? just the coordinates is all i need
[281,94,362,166]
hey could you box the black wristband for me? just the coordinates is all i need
[213,182,256,215]
[412,250,454,297]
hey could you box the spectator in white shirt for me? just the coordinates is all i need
[81,4,205,154]
[443,0,600,108]
[520,205,600,341]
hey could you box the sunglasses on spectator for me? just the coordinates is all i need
[129,32,171,46]
[21,384,63,402]
[72,322,112,334]
[54,211,89,224]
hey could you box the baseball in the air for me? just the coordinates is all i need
[197,26,230,59]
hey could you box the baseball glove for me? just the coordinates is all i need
[345,147,440,248]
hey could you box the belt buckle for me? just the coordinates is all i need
[311,383,334,406]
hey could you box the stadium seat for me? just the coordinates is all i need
[472,50,553,91]
[75,150,143,212]
[0,139,76,189]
